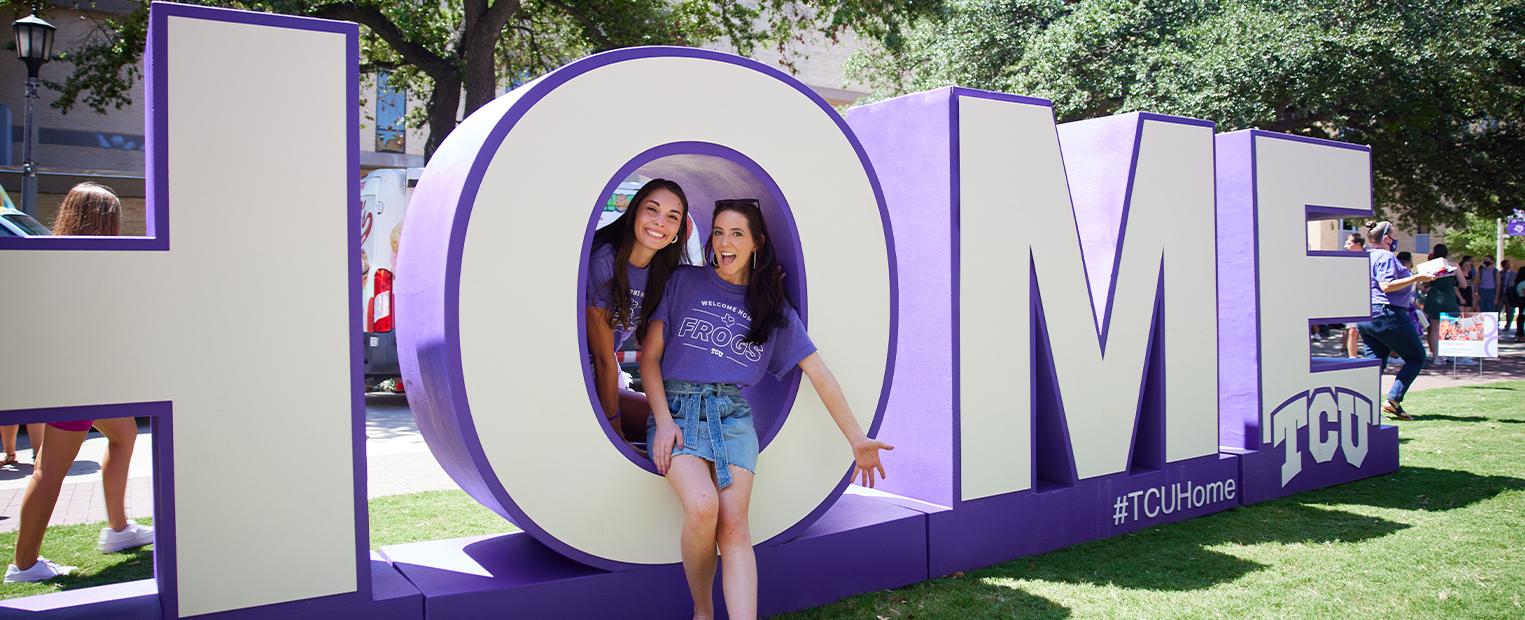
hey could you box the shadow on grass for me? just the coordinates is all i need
[967,501,1404,594]
[959,465,1523,597]
[1415,414,1494,423]
[1293,465,1525,512]
[51,547,153,591]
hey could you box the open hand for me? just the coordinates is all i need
[652,419,683,475]
[850,438,894,488]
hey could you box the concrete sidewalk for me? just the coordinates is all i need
[1311,325,1525,392]
[9,334,1523,532]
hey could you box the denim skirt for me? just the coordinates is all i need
[647,379,759,489]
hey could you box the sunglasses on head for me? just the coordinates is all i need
[715,198,760,209]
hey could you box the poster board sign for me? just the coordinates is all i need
[1438,312,1499,357]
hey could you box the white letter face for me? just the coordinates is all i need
[397,49,894,567]
[0,5,363,617]
[1252,134,1381,447]
[958,93,1219,500]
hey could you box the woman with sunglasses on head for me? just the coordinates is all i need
[586,179,692,449]
[639,198,892,620]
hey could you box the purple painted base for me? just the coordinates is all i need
[1234,425,1400,505]
[908,454,1242,577]
[0,579,157,620]
[0,555,420,620]
[380,493,927,619]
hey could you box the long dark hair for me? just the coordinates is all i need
[711,199,788,345]
[590,178,690,344]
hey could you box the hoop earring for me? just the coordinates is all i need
[669,233,679,246]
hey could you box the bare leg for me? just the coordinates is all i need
[715,465,758,620]
[666,455,720,620]
[1344,327,1361,358]
[1,426,16,462]
[13,428,88,570]
[1426,321,1440,357]
[25,424,46,462]
[617,389,651,444]
[94,417,139,532]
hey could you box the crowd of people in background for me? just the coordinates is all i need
[3,183,155,584]
[1338,220,1525,422]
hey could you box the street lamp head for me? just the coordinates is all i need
[12,12,55,71]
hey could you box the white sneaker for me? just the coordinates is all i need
[4,558,75,583]
[1455,357,1479,366]
[98,522,154,553]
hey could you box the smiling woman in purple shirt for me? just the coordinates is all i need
[585,179,692,449]
[1356,221,1434,420]
[639,198,892,620]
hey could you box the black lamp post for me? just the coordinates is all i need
[12,10,54,218]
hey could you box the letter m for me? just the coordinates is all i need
[957,90,1219,499]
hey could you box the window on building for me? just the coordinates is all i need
[376,71,406,154]
[1414,223,1432,254]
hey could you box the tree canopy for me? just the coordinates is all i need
[26,0,935,158]
[847,0,1525,227]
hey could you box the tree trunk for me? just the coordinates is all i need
[462,17,501,115]
[424,74,462,160]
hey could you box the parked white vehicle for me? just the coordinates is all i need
[0,186,50,237]
[359,168,419,384]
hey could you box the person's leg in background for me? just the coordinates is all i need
[25,424,46,463]
[7,428,89,581]
[93,417,154,552]
[0,426,17,466]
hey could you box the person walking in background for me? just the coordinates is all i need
[1421,244,1461,359]
[1458,256,1476,312]
[1515,264,1525,340]
[1357,222,1432,421]
[1477,257,1499,314]
[1501,260,1517,335]
[0,425,47,468]
[6,183,153,583]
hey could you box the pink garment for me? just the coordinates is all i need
[47,420,93,432]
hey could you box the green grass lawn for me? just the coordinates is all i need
[1,382,1520,616]
[0,518,154,600]
[785,382,1525,619]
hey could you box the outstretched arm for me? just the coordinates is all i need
[1379,272,1435,293]
[640,322,682,475]
[798,352,893,487]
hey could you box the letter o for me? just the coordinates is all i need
[396,47,896,568]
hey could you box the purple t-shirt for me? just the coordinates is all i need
[585,243,648,349]
[1478,266,1496,289]
[652,266,815,386]
[1368,248,1414,308]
